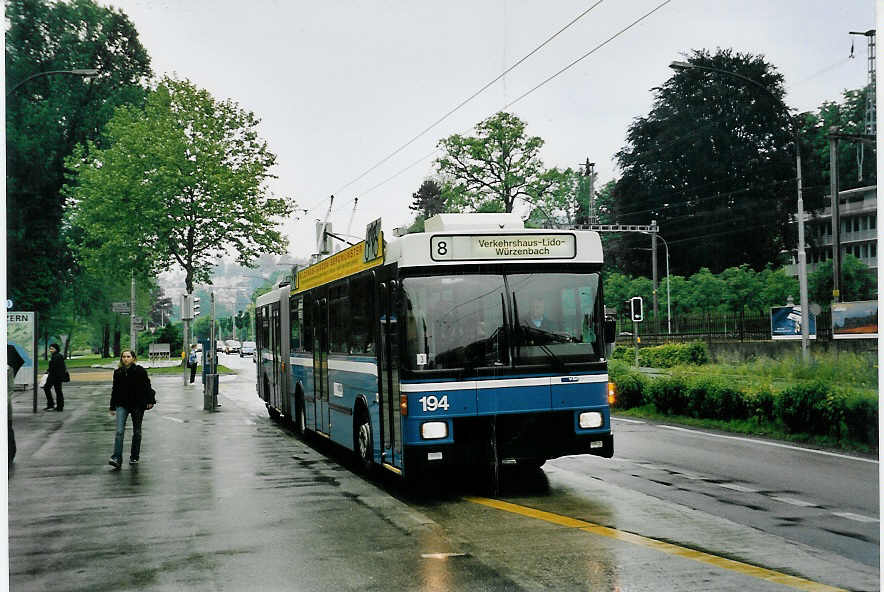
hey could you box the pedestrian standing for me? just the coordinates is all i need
[188,344,199,384]
[108,350,155,469]
[43,343,67,411]
[7,345,24,463]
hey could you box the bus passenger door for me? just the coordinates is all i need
[313,298,330,435]
[271,302,281,408]
[378,281,403,468]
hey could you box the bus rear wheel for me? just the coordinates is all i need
[267,404,280,421]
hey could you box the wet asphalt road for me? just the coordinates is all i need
[7,356,879,591]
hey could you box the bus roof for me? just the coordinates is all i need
[387,213,603,268]
[256,214,604,303]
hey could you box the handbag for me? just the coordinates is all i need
[39,373,48,388]
[63,371,71,383]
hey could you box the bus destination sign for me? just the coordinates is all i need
[295,236,385,293]
[430,234,576,261]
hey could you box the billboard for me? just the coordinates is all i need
[7,312,37,385]
[831,300,878,340]
[770,305,816,340]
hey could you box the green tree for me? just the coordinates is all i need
[687,268,727,313]
[6,0,151,319]
[757,266,798,313]
[602,272,632,313]
[719,264,761,312]
[436,112,552,213]
[613,49,801,276]
[525,167,581,227]
[808,255,876,305]
[665,275,691,316]
[800,87,876,197]
[409,179,446,218]
[65,76,295,293]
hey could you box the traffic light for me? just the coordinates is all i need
[193,296,201,317]
[630,296,643,322]
[181,294,193,320]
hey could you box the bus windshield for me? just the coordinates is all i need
[402,271,603,373]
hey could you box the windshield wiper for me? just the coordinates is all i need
[537,342,566,371]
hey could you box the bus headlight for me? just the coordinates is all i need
[421,421,448,439]
[579,411,603,429]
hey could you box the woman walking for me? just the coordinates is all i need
[108,350,155,469]
[43,343,68,411]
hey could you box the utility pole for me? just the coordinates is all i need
[828,128,841,303]
[849,29,876,180]
[581,158,596,225]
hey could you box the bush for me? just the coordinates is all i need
[610,362,646,409]
[843,393,878,445]
[613,342,710,368]
[706,382,749,420]
[775,382,831,435]
[646,376,689,415]
[745,388,775,422]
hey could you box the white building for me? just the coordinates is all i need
[786,185,877,275]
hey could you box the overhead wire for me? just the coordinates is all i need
[298,1,607,219]
[324,0,675,219]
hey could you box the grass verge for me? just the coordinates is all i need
[616,405,877,456]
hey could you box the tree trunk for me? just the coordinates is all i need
[102,324,110,358]
[64,321,76,358]
[113,320,121,358]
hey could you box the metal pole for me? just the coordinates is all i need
[662,237,671,335]
[828,130,841,303]
[795,138,810,361]
[182,293,190,385]
[651,221,659,323]
[633,320,639,367]
[130,273,137,352]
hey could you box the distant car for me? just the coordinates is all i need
[226,339,242,354]
[240,341,256,358]
[216,340,226,354]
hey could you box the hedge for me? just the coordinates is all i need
[608,366,877,446]
[611,341,709,368]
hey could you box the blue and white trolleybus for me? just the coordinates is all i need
[255,213,616,482]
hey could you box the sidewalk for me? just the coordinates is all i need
[7,371,450,592]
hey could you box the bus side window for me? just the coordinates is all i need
[349,273,375,354]
[329,282,349,354]
[290,297,302,351]
[303,295,313,352]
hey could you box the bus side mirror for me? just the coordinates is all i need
[604,318,616,344]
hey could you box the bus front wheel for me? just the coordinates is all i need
[294,394,306,437]
[354,411,373,473]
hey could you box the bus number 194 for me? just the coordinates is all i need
[419,395,449,412]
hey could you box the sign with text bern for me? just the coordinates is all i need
[430,234,576,261]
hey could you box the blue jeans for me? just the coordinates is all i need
[112,407,145,461]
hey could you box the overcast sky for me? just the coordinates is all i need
[102,0,875,267]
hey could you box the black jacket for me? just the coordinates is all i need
[47,351,67,386]
[109,364,156,411]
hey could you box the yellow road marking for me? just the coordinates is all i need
[466,497,846,592]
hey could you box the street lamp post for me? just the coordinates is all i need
[7,68,99,97]
[641,232,672,335]
[658,235,672,335]
[669,61,810,361]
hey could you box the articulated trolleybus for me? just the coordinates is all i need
[256,213,616,482]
